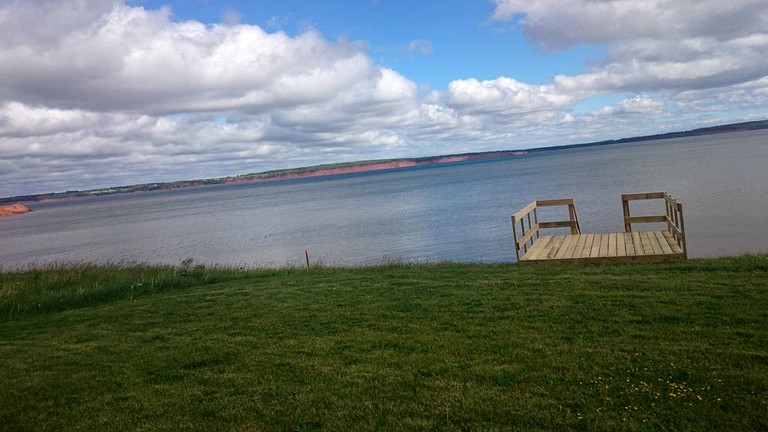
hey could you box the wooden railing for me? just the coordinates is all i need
[621,192,687,258]
[511,198,581,261]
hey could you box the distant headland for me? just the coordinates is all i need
[2,119,766,207]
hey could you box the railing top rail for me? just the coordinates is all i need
[512,198,577,223]
[622,191,682,209]
[512,200,538,221]
[536,198,575,207]
[621,192,666,201]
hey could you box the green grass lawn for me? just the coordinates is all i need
[1,256,767,431]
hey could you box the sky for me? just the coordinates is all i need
[1,0,767,197]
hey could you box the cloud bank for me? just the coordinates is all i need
[1,0,767,196]
[494,0,768,96]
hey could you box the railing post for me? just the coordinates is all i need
[622,197,632,232]
[526,212,533,245]
[677,203,688,259]
[511,215,520,262]
[573,205,581,234]
[665,201,673,234]
[672,204,680,244]
[567,203,580,234]
[520,219,528,253]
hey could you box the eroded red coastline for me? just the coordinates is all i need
[2,151,529,210]
[240,160,421,181]
[0,204,31,217]
[223,152,527,185]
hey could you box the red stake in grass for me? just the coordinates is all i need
[305,249,310,269]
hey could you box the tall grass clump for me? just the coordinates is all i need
[0,261,252,321]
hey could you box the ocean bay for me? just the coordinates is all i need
[1,129,767,269]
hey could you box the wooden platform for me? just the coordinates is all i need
[521,231,685,264]
[511,192,687,265]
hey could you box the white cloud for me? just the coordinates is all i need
[587,96,668,118]
[673,76,768,112]
[0,102,102,138]
[0,0,116,47]
[0,3,374,114]
[493,0,768,96]
[492,0,767,48]
[446,77,572,115]
[406,39,433,55]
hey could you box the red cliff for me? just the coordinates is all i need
[0,204,31,217]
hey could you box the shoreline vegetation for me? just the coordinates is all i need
[2,119,767,206]
[1,255,766,430]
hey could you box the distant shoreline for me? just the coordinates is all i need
[217,151,529,184]
[2,119,766,206]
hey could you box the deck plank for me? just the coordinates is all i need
[524,236,554,261]
[546,236,566,259]
[625,233,636,256]
[554,235,575,259]
[523,236,550,260]
[574,234,589,259]
[608,233,618,257]
[662,231,684,254]
[653,231,674,254]
[616,232,627,256]
[569,235,587,258]
[580,234,595,259]
[564,234,583,258]
[589,233,602,257]
[638,232,653,255]
[645,231,664,255]
[599,234,610,257]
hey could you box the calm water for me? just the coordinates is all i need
[1,130,767,269]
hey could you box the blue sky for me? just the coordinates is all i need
[1,0,767,196]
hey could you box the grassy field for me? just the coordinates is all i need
[1,256,766,431]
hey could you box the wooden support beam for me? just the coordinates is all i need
[625,215,667,224]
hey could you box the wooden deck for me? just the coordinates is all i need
[512,192,687,264]
[521,231,685,264]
